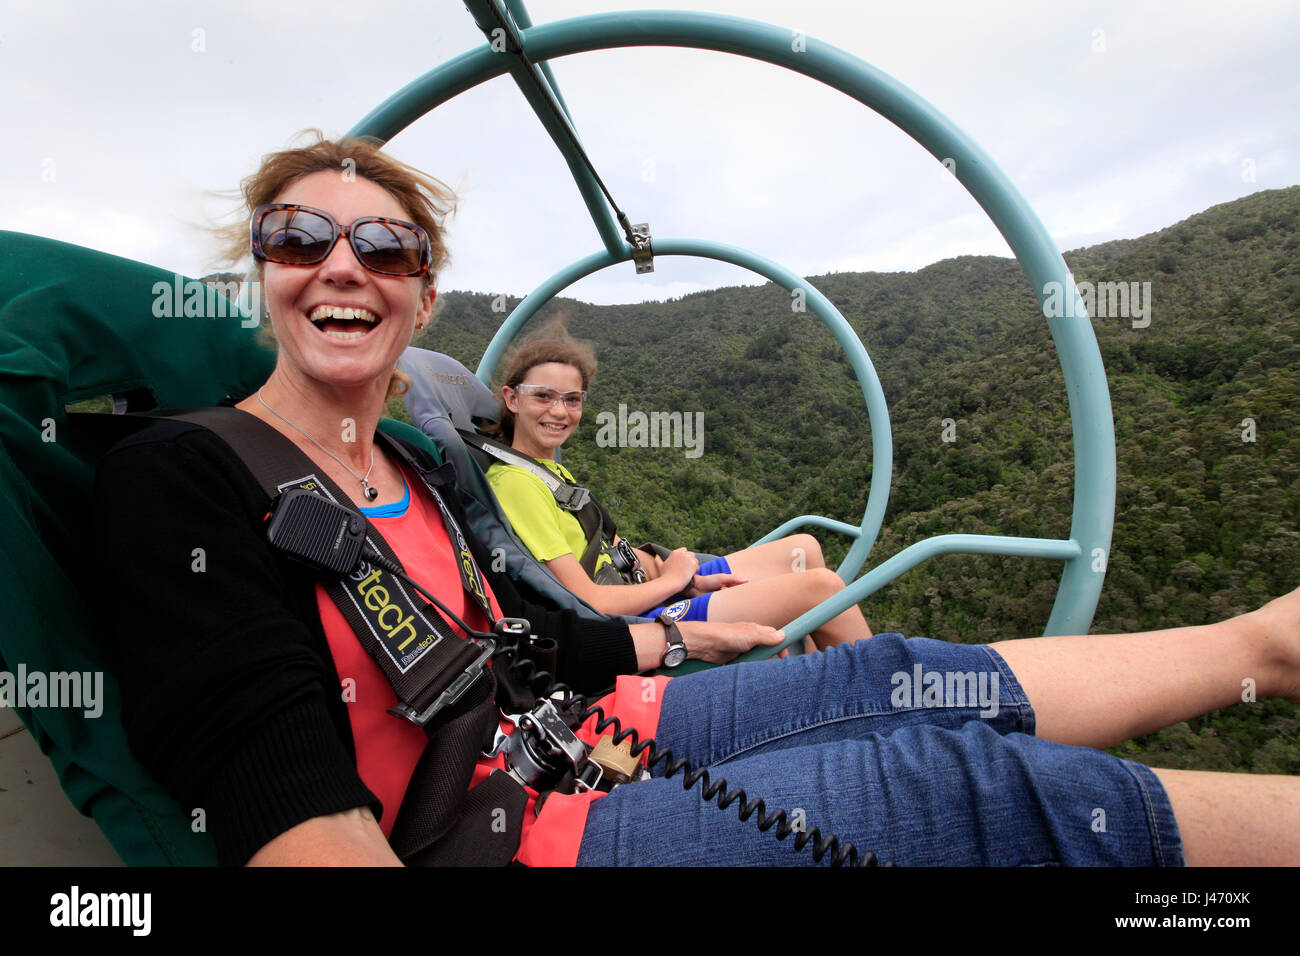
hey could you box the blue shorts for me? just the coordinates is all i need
[576,635,1184,866]
[646,557,731,622]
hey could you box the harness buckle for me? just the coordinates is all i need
[554,483,591,511]
[389,638,496,728]
[607,538,646,583]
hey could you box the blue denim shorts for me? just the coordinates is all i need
[576,635,1184,866]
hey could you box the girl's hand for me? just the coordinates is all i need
[662,548,699,590]
[676,621,785,664]
[687,572,749,596]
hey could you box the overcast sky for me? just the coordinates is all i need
[2,0,1296,305]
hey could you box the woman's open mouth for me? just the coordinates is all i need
[308,304,381,341]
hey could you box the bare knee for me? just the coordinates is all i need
[801,567,844,601]
[787,534,825,570]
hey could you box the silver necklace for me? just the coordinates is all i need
[257,388,379,500]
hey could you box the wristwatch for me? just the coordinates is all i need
[657,614,688,668]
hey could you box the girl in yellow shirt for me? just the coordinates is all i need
[485,337,873,654]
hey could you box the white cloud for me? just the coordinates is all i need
[1,0,1295,307]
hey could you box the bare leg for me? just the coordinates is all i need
[705,568,872,648]
[724,534,827,579]
[992,592,1300,865]
[635,534,824,585]
[724,535,864,650]
[992,588,1300,748]
[1154,768,1300,865]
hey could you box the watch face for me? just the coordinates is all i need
[664,645,688,667]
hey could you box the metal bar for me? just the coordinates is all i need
[459,0,625,256]
[732,534,1084,662]
[353,10,1115,636]
[503,0,578,126]
[752,514,864,543]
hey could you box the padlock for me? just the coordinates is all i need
[587,734,642,785]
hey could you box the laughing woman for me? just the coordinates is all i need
[485,337,873,651]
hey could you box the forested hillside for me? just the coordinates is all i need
[401,186,1300,773]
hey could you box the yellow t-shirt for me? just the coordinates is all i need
[486,458,613,576]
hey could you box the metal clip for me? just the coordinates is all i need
[573,761,604,793]
[522,699,587,771]
[501,698,593,790]
[493,618,531,642]
[389,638,495,727]
[554,483,591,511]
[483,711,521,758]
[630,223,654,274]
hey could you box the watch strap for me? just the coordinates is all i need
[656,614,687,667]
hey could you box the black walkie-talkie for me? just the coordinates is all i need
[265,487,368,575]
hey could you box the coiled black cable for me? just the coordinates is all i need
[558,684,886,868]
[371,544,892,867]
[488,642,890,868]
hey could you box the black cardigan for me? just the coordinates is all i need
[92,419,636,865]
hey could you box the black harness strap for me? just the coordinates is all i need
[388,669,525,866]
[165,408,486,725]
[146,407,524,865]
[576,501,614,582]
[376,431,495,622]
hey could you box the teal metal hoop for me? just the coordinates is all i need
[350,6,1115,647]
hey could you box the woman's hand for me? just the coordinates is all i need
[676,620,786,664]
[686,572,749,597]
[630,613,786,669]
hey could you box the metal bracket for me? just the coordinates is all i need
[630,223,654,274]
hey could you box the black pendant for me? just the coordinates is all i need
[364,483,379,501]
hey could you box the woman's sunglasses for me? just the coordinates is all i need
[250,203,431,277]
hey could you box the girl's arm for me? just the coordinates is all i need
[489,463,698,616]
[545,548,698,616]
